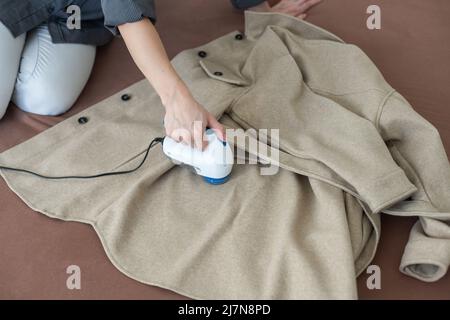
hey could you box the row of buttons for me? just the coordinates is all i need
[78,33,245,125]
[197,33,245,78]
[78,94,132,124]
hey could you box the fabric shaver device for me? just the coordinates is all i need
[162,129,233,185]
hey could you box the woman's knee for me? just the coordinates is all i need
[0,89,12,119]
[0,22,26,120]
[0,102,8,120]
[12,49,96,116]
[13,85,79,116]
[12,25,96,116]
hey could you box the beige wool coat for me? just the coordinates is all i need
[1,12,449,299]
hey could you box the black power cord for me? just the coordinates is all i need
[0,137,165,180]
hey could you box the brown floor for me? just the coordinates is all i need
[0,0,449,299]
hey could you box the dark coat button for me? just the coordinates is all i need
[78,117,89,124]
[121,94,131,101]
[214,71,223,76]
[198,51,207,58]
[235,34,244,40]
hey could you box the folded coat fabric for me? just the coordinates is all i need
[1,12,449,299]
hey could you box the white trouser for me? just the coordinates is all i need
[0,22,96,119]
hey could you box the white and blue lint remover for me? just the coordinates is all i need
[162,129,234,185]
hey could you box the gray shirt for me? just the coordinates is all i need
[0,0,157,46]
[0,0,264,46]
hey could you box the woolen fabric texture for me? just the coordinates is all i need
[1,12,449,299]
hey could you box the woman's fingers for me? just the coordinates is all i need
[296,0,321,14]
[207,114,226,142]
[163,98,224,150]
[271,0,321,17]
[193,121,207,150]
[166,118,223,151]
[171,127,192,146]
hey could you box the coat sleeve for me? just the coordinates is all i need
[101,0,156,35]
[378,91,450,282]
[230,0,266,10]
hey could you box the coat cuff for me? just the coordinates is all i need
[400,222,450,282]
[359,169,417,214]
[102,0,156,36]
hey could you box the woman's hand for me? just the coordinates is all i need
[249,0,322,19]
[163,80,225,150]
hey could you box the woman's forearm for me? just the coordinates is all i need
[117,18,225,147]
[118,19,188,108]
